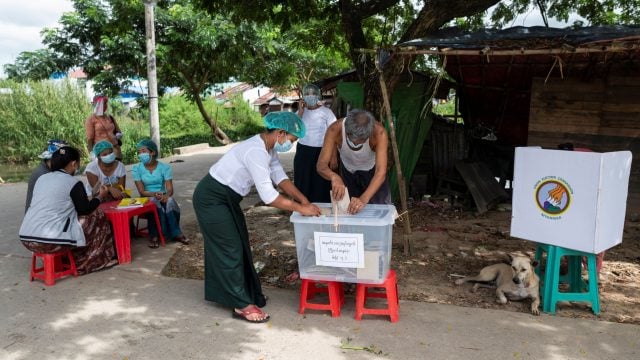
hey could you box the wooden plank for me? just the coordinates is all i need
[602,111,640,129]
[530,99,602,111]
[455,161,509,214]
[602,101,640,113]
[528,123,601,134]
[532,77,606,93]
[529,108,601,125]
[607,76,640,87]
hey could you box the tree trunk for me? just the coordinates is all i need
[192,90,231,145]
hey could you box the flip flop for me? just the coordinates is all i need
[232,306,270,323]
[148,237,160,248]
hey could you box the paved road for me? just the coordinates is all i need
[1,145,638,360]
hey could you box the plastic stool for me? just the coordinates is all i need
[299,279,344,317]
[535,244,599,314]
[355,270,399,322]
[30,250,78,286]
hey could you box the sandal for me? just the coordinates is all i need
[174,234,190,245]
[148,237,160,248]
[232,305,270,323]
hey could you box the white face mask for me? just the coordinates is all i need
[274,136,293,152]
[346,136,364,150]
[304,95,319,107]
[100,153,116,164]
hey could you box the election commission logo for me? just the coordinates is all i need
[534,177,572,218]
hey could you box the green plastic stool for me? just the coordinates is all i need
[535,244,600,315]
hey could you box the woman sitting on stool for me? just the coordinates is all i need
[132,139,188,248]
[85,140,127,201]
[19,146,118,274]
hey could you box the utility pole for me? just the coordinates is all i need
[144,0,160,153]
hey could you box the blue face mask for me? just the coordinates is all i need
[138,153,152,164]
[304,95,319,107]
[100,153,116,164]
[346,136,364,150]
[274,137,293,153]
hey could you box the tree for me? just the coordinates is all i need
[3,49,62,81]
[196,0,640,114]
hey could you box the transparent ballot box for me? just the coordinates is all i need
[290,203,396,284]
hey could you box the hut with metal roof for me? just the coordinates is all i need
[393,25,640,206]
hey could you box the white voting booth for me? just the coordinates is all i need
[511,147,632,253]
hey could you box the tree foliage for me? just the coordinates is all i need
[195,0,640,114]
[6,0,640,125]
[6,0,350,143]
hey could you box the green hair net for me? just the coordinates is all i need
[263,111,306,138]
[93,140,113,156]
[136,138,158,157]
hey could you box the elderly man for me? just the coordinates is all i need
[317,109,391,214]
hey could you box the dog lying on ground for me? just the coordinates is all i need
[455,254,541,315]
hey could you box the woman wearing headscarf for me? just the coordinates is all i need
[25,139,68,213]
[294,84,337,203]
[193,111,321,324]
[132,139,188,248]
[19,146,118,274]
[85,95,122,160]
[85,140,127,201]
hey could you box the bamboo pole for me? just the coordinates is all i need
[378,72,413,255]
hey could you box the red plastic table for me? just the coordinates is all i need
[99,200,165,264]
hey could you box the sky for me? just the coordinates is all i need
[0,1,584,78]
[0,0,74,77]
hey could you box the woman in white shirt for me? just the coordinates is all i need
[193,111,321,324]
[84,140,127,201]
[294,84,337,203]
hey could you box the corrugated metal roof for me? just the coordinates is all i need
[399,25,640,51]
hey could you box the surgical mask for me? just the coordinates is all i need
[101,153,116,164]
[304,95,319,107]
[139,153,152,164]
[274,137,293,153]
[346,136,364,150]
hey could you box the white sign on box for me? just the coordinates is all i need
[510,147,632,254]
[314,232,365,268]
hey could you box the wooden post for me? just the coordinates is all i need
[378,72,413,255]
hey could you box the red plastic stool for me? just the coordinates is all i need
[30,250,78,286]
[299,279,345,317]
[355,270,399,322]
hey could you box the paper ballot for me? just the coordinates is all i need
[330,187,350,215]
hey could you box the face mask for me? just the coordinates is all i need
[274,136,293,153]
[101,153,116,164]
[346,136,364,150]
[73,162,81,176]
[139,153,152,164]
[303,95,319,107]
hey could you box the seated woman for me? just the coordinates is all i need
[19,146,118,275]
[84,140,127,201]
[132,139,188,248]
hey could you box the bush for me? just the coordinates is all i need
[0,81,265,166]
[0,79,91,163]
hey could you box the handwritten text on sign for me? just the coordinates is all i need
[314,232,364,268]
